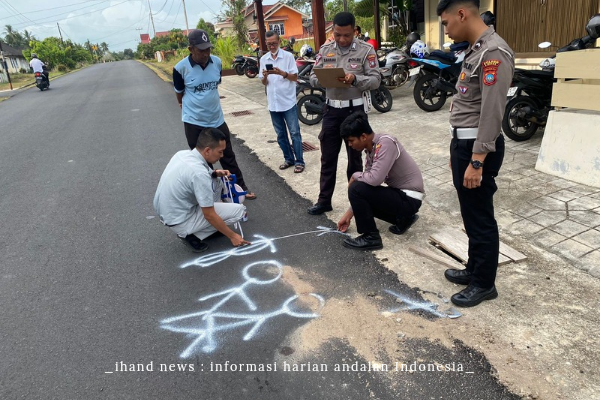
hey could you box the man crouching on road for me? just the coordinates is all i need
[154,128,251,252]
[337,113,425,250]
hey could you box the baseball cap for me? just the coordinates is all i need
[188,29,213,50]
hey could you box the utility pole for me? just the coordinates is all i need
[0,41,13,90]
[148,0,156,37]
[343,0,348,12]
[182,0,190,32]
[57,22,64,44]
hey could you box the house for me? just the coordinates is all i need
[139,29,192,44]
[215,1,310,41]
[0,41,29,76]
[422,0,600,64]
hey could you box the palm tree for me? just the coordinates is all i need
[100,42,109,53]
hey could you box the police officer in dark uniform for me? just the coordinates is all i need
[307,12,381,215]
[437,0,514,307]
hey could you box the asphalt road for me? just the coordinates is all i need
[0,61,519,399]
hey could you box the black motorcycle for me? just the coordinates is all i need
[34,66,49,91]
[408,42,468,112]
[231,55,245,75]
[502,34,596,141]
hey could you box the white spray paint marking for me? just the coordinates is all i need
[180,226,349,269]
[384,289,462,319]
[161,260,325,357]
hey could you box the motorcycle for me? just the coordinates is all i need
[238,48,261,79]
[407,42,468,112]
[502,35,596,141]
[34,66,49,91]
[231,55,245,75]
[377,44,411,90]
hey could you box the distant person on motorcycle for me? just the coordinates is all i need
[337,113,424,250]
[307,11,381,216]
[259,30,305,173]
[437,0,514,307]
[29,53,49,87]
[173,29,256,200]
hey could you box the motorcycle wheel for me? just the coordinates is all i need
[235,64,245,75]
[413,73,447,112]
[371,87,393,113]
[297,94,324,125]
[502,96,540,141]
[244,66,258,79]
[391,65,409,88]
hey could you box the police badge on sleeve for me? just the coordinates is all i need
[367,54,377,68]
[482,60,500,86]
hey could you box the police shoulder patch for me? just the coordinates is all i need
[458,86,468,94]
[315,53,322,64]
[482,59,500,86]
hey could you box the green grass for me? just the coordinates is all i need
[0,69,77,91]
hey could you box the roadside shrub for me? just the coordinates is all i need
[57,64,68,72]
[213,37,244,67]
[19,67,28,74]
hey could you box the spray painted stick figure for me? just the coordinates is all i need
[162,293,325,357]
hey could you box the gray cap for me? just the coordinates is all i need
[188,29,213,50]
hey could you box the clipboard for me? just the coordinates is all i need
[313,68,351,88]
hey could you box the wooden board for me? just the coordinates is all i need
[408,246,463,270]
[429,228,512,266]
[459,227,528,263]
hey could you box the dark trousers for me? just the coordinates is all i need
[317,105,363,205]
[349,181,422,234]
[184,121,249,191]
[450,135,505,289]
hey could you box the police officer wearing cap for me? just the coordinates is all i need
[437,0,514,307]
[173,29,256,200]
[307,12,381,215]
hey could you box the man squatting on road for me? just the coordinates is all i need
[173,29,257,200]
[337,113,424,251]
[154,128,251,253]
[307,11,381,216]
[438,0,515,307]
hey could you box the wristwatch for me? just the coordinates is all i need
[470,159,484,169]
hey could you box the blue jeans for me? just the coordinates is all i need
[269,105,304,166]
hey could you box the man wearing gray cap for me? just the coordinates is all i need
[173,29,256,199]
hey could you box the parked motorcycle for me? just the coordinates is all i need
[377,45,411,90]
[231,55,245,75]
[502,32,597,141]
[408,41,467,112]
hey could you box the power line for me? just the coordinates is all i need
[9,0,118,29]
[153,0,169,15]
[0,0,99,22]
[89,16,147,42]
[0,0,32,25]
[155,0,176,23]
[170,0,182,29]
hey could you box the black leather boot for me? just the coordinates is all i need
[343,232,383,250]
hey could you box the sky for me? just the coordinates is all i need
[0,0,276,52]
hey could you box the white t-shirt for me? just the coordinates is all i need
[29,58,44,73]
[153,149,217,226]
[259,49,298,112]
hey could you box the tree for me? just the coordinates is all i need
[281,0,311,14]
[220,0,248,49]
[3,24,28,48]
[196,18,216,40]
[123,48,134,59]
[100,42,109,53]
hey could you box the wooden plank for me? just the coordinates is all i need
[458,227,527,263]
[408,246,464,270]
[552,81,600,112]
[554,49,600,80]
[429,228,511,265]
[499,242,527,263]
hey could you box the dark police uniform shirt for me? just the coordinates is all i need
[173,55,224,127]
[450,27,515,154]
[309,38,381,101]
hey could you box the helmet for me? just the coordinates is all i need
[299,44,313,58]
[410,40,429,58]
[480,11,495,26]
[31,53,38,58]
[366,38,379,50]
[586,13,600,40]
[406,32,421,48]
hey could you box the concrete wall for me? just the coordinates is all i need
[536,110,600,188]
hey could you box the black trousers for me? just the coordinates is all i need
[184,121,249,191]
[450,135,505,289]
[349,181,422,234]
[317,105,364,205]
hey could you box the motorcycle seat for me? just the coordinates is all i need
[515,69,554,78]
[426,52,456,65]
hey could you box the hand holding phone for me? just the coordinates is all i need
[266,64,273,71]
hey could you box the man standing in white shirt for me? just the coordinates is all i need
[259,31,305,173]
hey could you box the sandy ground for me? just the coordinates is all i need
[213,75,600,400]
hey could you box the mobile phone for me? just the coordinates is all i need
[266,64,273,70]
